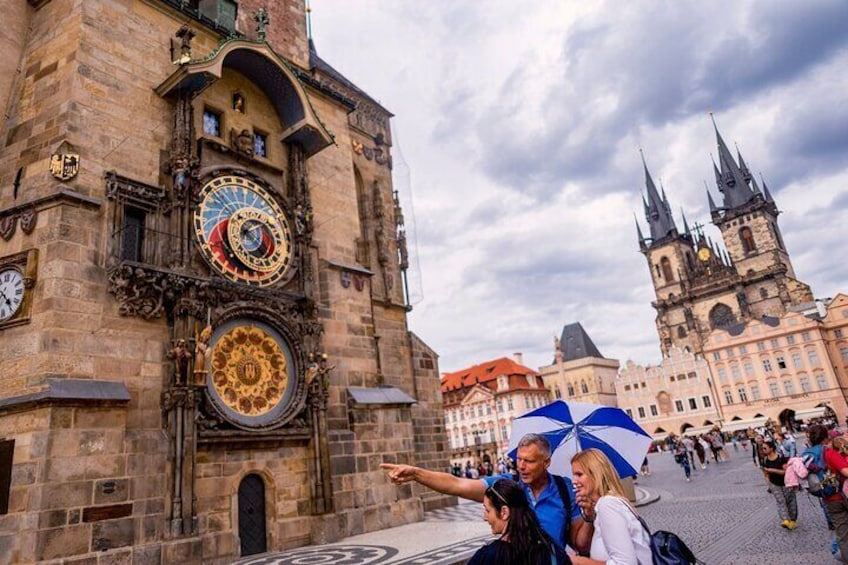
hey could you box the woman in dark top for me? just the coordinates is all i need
[761,440,798,529]
[468,478,571,565]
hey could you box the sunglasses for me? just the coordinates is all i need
[487,484,509,507]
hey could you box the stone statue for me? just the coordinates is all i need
[192,325,212,385]
[168,339,192,385]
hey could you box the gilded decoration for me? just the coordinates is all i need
[210,324,288,417]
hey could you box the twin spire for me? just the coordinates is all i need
[638,117,775,249]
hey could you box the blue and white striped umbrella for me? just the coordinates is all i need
[508,400,652,478]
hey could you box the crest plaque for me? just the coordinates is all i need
[50,153,80,181]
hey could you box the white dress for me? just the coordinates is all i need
[589,496,653,565]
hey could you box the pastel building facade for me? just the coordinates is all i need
[441,355,551,464]
[703,296,848,427]
[617,346,722,438]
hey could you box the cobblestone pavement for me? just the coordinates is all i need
[238,441,842,564]
[638,445,837,564]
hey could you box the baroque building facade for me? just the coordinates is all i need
[441,355,551,465]
[0,1,447,563]
[702,296,848,428]
[538,322,619,406]
[636,123,813,357]
[616,346,722,439]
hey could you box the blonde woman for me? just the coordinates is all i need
[569,449,652,565]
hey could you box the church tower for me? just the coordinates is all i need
[637,120,813,358]
[708,121,812,319]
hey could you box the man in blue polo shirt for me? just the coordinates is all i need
[381,433,594,554]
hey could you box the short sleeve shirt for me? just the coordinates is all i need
[761,455,787,486]
[481,472,580,548]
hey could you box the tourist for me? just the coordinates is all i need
[825,433,848,558]
[693,436,707,470]
[780,432,797,458]
[640,456,650,477]
[709,432,724,463]
[761,440,797,529]
[673,439,691,482]
[380,433,594,554]
[467,478,571,565]
[568,449,652,565]
[682,436,696,468]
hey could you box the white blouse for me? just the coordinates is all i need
[589,495,653,565]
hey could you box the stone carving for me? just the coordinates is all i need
[193,325,212,386]
[255,8,269,41]
[105,171,167,204]
[167,339,193,385]
[0,214,17,240]
[173,25,195,64]
[19,208,36,234]
[107,265,179,319]
[231,128,255,158]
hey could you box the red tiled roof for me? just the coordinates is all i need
[440,357,539,393]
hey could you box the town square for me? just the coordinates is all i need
[0,1,847,564]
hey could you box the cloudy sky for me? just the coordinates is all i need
[311,1,848,373]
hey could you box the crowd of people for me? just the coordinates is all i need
[380,416,848,564]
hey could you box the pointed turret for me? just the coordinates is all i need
[707,186,719,214]
[641,152,677,241]
[681,208,691,238]
[712,116,755,208]
[635,213,647,251]
[760,174,775,203]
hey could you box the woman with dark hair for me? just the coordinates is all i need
[761,440,797,529]
[468,478,571,565]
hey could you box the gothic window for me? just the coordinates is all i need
[580,381,589,394]
[760,287,768,299]
[739,227,756,253]
[120,207,146,262]
[708,303,736,329]
[353,167,370,265]
[567,383,575,397]
[660,257,674,282]
[677,326,687,338]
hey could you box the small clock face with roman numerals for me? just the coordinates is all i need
[0,268,24,321]
[193,175,293,286]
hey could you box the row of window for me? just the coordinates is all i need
[716,349,822,381]
[449,425,509,449]
[626,395,713,420]
[712,332,818,360]
[447,394,548,424]
[722,373,829,404]
[553,381,591,399]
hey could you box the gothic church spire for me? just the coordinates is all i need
[712,116,755,209]
[641,151,677,241]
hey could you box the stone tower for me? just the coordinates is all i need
[0,1,447,563]
[637,122,812,356]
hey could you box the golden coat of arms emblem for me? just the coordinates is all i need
[49,153,80,181]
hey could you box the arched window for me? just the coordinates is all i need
[677,326,687,338]
[660,257,674,282]
[709,303,736,329]
[739,227,756,253]
[581,380,589,394]
[567,383,575,397]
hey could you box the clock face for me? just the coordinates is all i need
[697,247,712,262]
[205,319,296,428]
[194,175,293,286]
[0,268,24,321]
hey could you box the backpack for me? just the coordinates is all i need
[513,472,572,548]
[802,445,841,498]
[624,502,702,565]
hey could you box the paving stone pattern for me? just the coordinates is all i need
[238,440,841,564]
[638,445,836,564]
